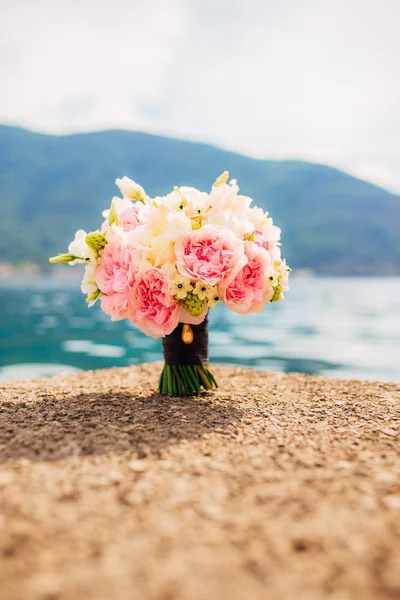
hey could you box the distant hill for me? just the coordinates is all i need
[0,124,399,274]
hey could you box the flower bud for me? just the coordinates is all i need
[115,176,146,203]
[86,289,100,304]
[85,231,106,255]
[271,283,282,302]
[108,200,119,226]
[212,171,229,187]
[179,292,205,317]
[49,254,76,264]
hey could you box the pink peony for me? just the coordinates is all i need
[119,205,141,230]
[174,224,247,287]
[100,293,129,321]
[128,266,179,338]
[220,241,273,313]
[96,238,136,320]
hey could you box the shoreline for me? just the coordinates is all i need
[1,365,399,599]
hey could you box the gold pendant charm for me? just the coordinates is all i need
[182,323,194,344]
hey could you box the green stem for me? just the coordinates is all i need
[178,365,192,394]
[158,363,218,397]
[174,366,185,396]
[205,366,219,388]
[196,365,212,390]
[166,365,173,395]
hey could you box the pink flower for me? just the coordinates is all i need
[253,230,283,263]
[100,293,129,321]
[175,224,247,287]
[253,230,269,250]
[119,205,141,230]
[128,266,179,338]
[220,241,273,313]
[96,238,136,320]
[100,205,140,232]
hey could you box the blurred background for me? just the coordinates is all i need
[0,0,399,382]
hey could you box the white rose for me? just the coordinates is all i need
[130,220,175,267]
[205,209,253,238]
[209,182,251,216]
[263,217,281,242]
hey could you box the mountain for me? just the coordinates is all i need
[0,124,399,274]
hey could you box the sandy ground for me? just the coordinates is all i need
[0,364,399,600]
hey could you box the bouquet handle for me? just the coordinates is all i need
[159,315,218,396]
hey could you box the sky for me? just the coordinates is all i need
[1,0,399,192]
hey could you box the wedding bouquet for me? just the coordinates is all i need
[50,171,290,395]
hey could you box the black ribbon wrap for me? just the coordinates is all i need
[162,315,209,366]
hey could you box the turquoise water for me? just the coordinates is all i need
[1,277,399,383]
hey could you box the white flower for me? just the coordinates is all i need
[161,189,182,212]
[104,223,122,240]
[130,228,175,268]
[115,176,146,202]
[67,230,92,264]
[81,261,99,306]
[206,183,253,237]
[264,219,281,242]
[274,259,290,293]
[248,207,267,231]
[193,281,210,301]
[166,210,191,241]
[209,182,251,215]
[129,201,183,268]
[179,187,210,217]
[140,203,170,238]
[206,286,221,308]
[170,274,193,299]
[206,210,253,238]
[248,208,281,242]
[102,196,132,222]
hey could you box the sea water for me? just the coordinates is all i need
[0,277,399,383]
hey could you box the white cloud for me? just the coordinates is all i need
[0,0,187,131]
[1,0,399,192]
